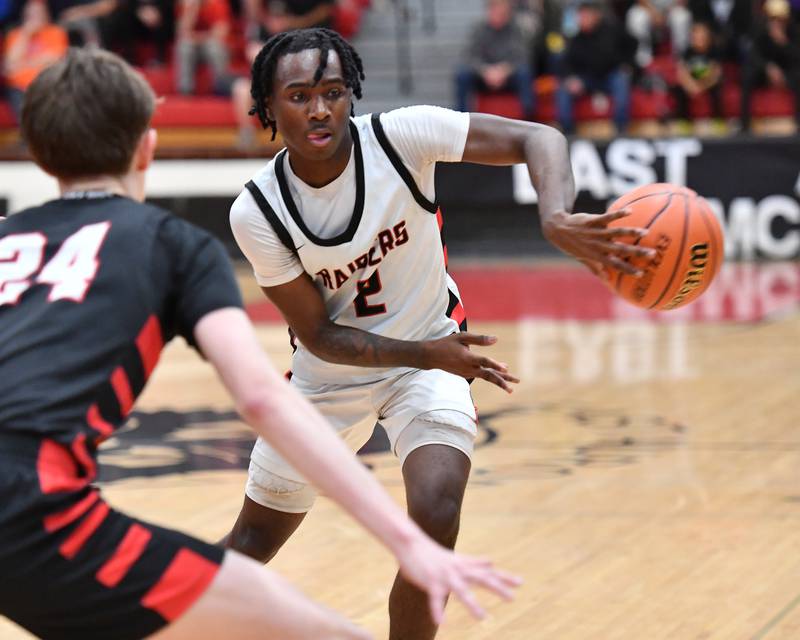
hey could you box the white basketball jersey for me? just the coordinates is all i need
[244,113,466,384]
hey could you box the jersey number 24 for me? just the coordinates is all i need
[0,222,111,307]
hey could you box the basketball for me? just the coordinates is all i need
[604,183,724,310]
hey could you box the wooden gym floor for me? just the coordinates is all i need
[2,260,799,639]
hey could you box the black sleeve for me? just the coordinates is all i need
[616,24,638,67]
[154,216,244,347]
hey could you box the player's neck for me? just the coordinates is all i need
[58,174,142,201]
[286,127,353,189]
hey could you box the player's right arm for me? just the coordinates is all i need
[193,306,521,622]
[264,273,518,392]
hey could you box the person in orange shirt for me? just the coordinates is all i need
[3,0,68,122]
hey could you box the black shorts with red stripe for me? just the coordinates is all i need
[0,434,223,640]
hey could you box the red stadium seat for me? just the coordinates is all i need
[151,95,237,127]
[474,68,796,124]
[474,85,664,122]
[0,101,15,129]
[474,93,525,119]
[139,61,249,97]
[334,0,364,38]
[140,66,173,95]
[647,55,677,85]
[751,86,796,117]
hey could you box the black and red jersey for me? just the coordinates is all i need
[0,194,239,639]
[0,194,243,447]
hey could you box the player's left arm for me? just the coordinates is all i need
[461,113,655,276]
[262,273,519,393]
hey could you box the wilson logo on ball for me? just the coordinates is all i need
[664,243,710,310]
[604,183,724,311]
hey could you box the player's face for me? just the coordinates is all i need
[269,49,352,162]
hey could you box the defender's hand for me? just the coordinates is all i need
[397,535,522,624]
[542,209,654,277]
[423,333,519,393]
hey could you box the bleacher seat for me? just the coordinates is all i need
[151,95,237,127]
[475,81,666,122]
[334,0,365,38]
[474,71,796,124]
[1,8,795,136]
[0,101,14,129]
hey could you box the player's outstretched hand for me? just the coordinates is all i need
[423,333,520,393]
[541,209,655,277]
[397,534,522,625]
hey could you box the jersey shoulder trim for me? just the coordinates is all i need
[274,121,365,247]
[370,113,438,214]
[244,180,298,255]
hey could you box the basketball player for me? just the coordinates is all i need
[227,28,654,640]
[0,48,521,640]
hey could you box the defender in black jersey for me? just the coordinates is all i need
[0,194,239,640]
[0,46,518,640]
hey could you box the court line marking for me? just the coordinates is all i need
[751,591,800,640]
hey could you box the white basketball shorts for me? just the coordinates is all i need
[246,367,477,513]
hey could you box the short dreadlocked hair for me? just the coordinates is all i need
[249,28,366,140]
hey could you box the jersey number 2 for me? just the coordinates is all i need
[354,270,387,317]
[0,222,111,307]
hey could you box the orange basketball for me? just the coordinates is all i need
[604,183,724,310]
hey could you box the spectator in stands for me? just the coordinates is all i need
[232,0,335,149]
[3,0,67,123]
[243,0,335,41]
[48,0,117,47]
[626,0,691,66]
[517,0,555,71]
[688,0,751,60]
[175,0,232,95]
[556,0,635,134]
[516,0,546,43]
[102,0,173,65]
[740,0,800,131]
[454,0,536,119]
[672,21,724,131]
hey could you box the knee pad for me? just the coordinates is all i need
[245,460,317,514]
[394,410,477,465]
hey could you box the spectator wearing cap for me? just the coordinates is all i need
[175,0,232,95]
[626,0,691,66]
[740,0,800,131]
[454,0,536,119]
[3,0,67,122]
[556,0,636,133]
